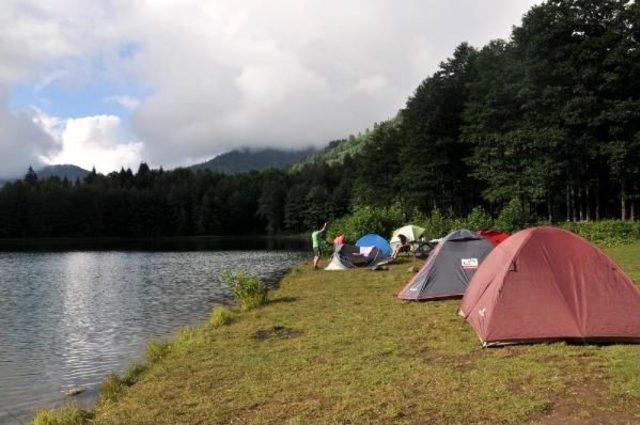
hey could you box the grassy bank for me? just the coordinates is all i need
[35,244,640,424]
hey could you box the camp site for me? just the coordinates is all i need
[2,0,640,424]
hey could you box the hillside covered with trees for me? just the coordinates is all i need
[0,0,638,238]
[190,148,317,174]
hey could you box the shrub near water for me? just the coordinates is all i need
[222,271,269,311]
[145,339,171,364]
[210,306,235,328]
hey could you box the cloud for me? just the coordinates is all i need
[0,0,541,171]
[0,88,57,178]
[105,95,140,110]
[40,114,143,174]
[125,0,540,166]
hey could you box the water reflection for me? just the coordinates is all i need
[0,248,305,424]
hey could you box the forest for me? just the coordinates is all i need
[0,0,639,238]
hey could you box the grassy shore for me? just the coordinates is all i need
[35,244,640,424]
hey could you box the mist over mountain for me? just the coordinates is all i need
[36,164,90,181]
[190,148,317,174]
[0,164,90,186]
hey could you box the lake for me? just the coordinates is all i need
[0,238,307,424]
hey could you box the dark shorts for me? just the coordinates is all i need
[399,245,410,253]
[313,247,321,256]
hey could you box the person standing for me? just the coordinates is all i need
[311,222,328,269]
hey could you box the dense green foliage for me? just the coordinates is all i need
[2,0,640,239]
[326,205,405,241]
[560,219,640,246]
[291,123,391,171]
[329,204,640,247]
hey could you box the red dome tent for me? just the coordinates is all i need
[460,227,640,346]
[476,229,510,245]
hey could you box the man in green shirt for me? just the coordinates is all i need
[312,222,328,269]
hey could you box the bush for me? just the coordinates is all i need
[329,200,640,248]
[327,204,405,241]
[464,206,495,231]
[494,198,537,232]
[222,271,269,311]
[210,306,235,328]
[418,209,459,239]
[560,220,640,247]
[330,205,498,242]
[30,406,90,425]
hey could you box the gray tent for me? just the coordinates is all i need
[325,244,390,270]
[397,229,494,301]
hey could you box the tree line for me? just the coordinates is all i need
[0,0,638,238]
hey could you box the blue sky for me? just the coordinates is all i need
[9,42,147,118]
[9,78,146,118]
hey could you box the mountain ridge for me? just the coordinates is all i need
[189,147,317,174]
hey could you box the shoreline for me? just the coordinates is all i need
[10,254,304,425]
[28,246,640,424]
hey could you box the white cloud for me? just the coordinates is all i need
[40,114,143,174]
[105,95,141,111]
[0,89,57,178]
[0,0,541,171]
[124,0,540,166]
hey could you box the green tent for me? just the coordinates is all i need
[390,224,425,244]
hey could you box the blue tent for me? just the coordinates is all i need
[356,233,392,256]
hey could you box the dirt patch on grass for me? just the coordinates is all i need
[539,379,605,424]
[535,354,637,424]
[420,348,480,372]
[252,325,303,341]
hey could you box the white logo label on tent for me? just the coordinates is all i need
[461,258,479,269]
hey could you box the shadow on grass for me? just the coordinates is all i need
[252,325,303,341]
[484,338,640,349]
[267,296,298,305]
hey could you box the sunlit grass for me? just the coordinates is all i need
[210,306,235,328]
[30,405,90,425]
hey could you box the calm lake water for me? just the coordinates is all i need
[0,238,307,424]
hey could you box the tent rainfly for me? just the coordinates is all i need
[356,233,392,256]
[397,229,494,301]
[325,244,390,270]
[460,226,640,346]
[390,225,425,246]
[476,229,510,245]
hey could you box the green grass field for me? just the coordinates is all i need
[35,243,640,424]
